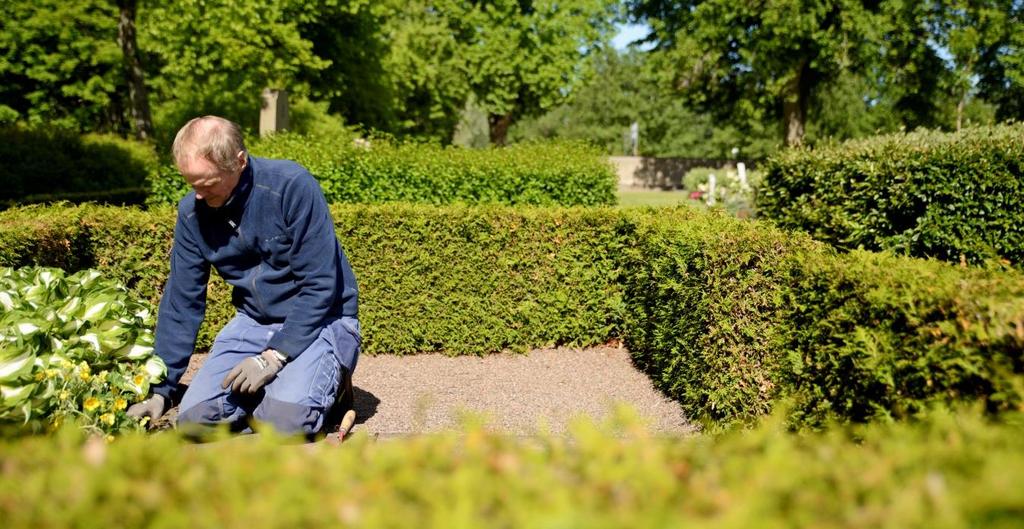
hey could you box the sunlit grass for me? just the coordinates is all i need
[616,189,702,208]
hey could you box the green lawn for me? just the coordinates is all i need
[616,189,699,208]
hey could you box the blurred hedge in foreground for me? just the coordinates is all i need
[2,204,1022,427]
[0,127,157,208]
[758,124,1024,266]
[1,409,1023,528]
[147,134,617,207]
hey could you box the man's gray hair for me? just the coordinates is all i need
[172,116,247,172]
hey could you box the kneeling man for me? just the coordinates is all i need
[128,115,360,438]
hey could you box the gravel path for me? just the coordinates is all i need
[160,346,692,438]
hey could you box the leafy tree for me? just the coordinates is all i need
[2,0,621,147]
[804,72,894,143]
[631,0,890,147]
[0,1,126,132]
[875,0,950,131]
[376,0,472,141]
[461,0,618,145]
[296,1,398,133]
[931,0,1023,126]
[928,0,1006,129]
[138,0,331,142]
[1,0,343,141]
[350,0,616,145]
[509,49,779,158]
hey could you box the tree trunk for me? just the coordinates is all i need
[782,60,810,148]
[956,96,964,132]
[117,0,154,141]
[488,112,514,146]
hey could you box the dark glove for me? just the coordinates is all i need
[126,394,168,425]
[222,349,287,394]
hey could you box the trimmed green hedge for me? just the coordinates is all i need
[0,204,623,356]
[2,204,1022,427]
[757,124,1024,266]
[620,208,818,422]
[146,134,617,207]
[622,208,1024,426]
[0,127,157,208]
[2,409,1023,528]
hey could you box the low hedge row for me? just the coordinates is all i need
[0,127,157,208]
[757,124,1024,266]
[0,204,623,356]
[2,409,1023,528]
[2,204,1022,427]
[0,188,149,210]
[622,208,1024,426]
[147,134,617,207]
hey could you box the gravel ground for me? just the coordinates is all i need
[158,346,693,439]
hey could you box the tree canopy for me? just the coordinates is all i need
[509,49,779,158]
[1,0,1021,150]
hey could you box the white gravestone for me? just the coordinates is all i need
[737,162,749,192]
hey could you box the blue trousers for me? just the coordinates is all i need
[177,312,361,436]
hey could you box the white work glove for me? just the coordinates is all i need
[126,394,168,424]
[222,349,288,394]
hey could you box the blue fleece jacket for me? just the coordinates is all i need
[151,156,358,402]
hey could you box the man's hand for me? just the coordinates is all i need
[222,349,287,394]
[126,394,168,425]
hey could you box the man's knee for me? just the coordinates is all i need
[176,398,254,438]
[177,399,228,426]
[252,397,325,436]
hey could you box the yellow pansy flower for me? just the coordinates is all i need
[113,398,128,411]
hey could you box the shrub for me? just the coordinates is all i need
[2,204,1022,427]
[1,409,1023,528]
[0,204,624,356]
[621,207,1024,426]
[758,124,1024,266]
[778,249,1024,427]
[0,127,158,208]
[146,134,617,207]
[620,207,815,422]
[0,267,165,436]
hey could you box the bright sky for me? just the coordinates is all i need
[612,23,654,51]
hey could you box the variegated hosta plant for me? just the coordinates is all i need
[0,267,166,436]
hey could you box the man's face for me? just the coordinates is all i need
[178,152,245,208]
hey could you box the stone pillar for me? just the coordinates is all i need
[737,162,749,191]
[629,122,639,156]
[260,88,289,137]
